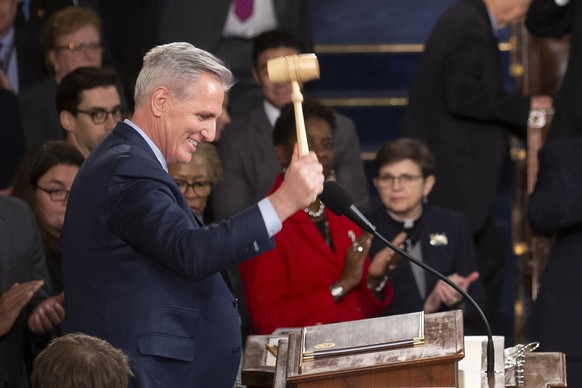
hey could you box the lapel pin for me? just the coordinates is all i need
[429,233,448,246]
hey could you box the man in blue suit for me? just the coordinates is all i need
[62,42,324,387]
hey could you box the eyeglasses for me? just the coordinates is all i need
[377,174,424,187]
[75,108,123,125]
[56,42,103,54]
[174,180,212,197]
[36,186,70,202]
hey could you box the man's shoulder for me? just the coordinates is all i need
[429,0,488,36]
[332,112,358,143]
[0,196,35,233]
[19,77,55,97]
[228,107,269,132]
[334,111,355,128]
[441,0,485,18]
[219,107,270,148]
[424,204,472,229]
[86,127,156,172]
[0,195,30,215]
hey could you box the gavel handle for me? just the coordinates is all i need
[291,81,309,157]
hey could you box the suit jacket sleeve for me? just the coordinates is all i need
[107,172,273,280]
[29,217,53,306]
[526,0,573,37]
[528,141,582,235]
[0,197,52,306]
[443,16,530,135]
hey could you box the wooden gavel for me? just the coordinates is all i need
[267,54,320,157]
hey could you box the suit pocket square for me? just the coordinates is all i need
[429,233,448,246]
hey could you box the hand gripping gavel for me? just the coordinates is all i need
[267,54,320,157]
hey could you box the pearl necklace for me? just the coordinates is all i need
[304,201,325,218]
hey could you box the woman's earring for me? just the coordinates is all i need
[423,195,428,204]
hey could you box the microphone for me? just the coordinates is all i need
[320,181,496,375]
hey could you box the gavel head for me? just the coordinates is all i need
[267,53,320,83]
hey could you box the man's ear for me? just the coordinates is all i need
[60,111,74,133]
[151,86,170,117]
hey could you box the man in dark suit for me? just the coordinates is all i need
[0,0,47,93]
[526,0,582,142]
[526,135,582,387]
[62,42,323,388]
[158,0,312,118]
[56,66,124,159]
[400,0,552,328]
[0,196,65,388]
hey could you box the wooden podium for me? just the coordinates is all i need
[520,352,567,388]
[284,310,463,387]
[243,310,464,387]
[243,310,568,387]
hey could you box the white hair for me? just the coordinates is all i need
[134,42,235,106]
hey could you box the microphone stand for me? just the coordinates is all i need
[370,228,496,376]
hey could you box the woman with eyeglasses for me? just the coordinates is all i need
[12,140,84,294]
[367,138,487,334]
[168,142,222,220]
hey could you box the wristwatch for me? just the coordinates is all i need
[330,284,345,303]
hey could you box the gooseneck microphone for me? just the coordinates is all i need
[320,181,496,375]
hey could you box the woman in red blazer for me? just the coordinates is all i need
[240,101,400,334]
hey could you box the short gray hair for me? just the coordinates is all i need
[134,42,235,106]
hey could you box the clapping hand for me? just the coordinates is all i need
[368,231,407,279]
[0,281,44,336]
[338,231,373,292]
[27,292,65,335]
[423,271,479,313]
